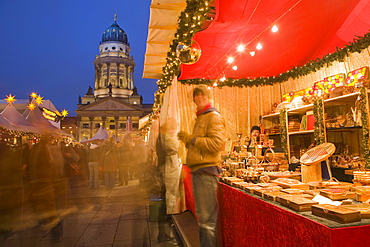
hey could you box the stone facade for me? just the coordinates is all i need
[75,14,152,141]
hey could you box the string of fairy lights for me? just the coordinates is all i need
[145,0,370,131]
[1,93,70,141]
[203,0,303,81]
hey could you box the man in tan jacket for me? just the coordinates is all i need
[178,85,226,247]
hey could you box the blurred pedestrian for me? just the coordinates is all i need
[87,144,101,188]
[133,137,148,184]
[178,85,226,247]
[102,138,119,188]
[117,135,133,186]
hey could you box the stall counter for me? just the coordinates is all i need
[182,166,370,247]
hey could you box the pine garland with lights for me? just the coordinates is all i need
[156,0,214,96]
[359,87,370,168]
[180,32,370,88]
[279,108,288,158]
[313,99,325,145]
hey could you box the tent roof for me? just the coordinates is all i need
[81,126,109,143]
[1,103,38,133]
[144,0,370,80]
[143,0,187,79]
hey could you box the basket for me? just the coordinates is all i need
[260,148,280,171]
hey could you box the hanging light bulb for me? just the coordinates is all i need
[250,51,256,56]
[220,77,226,82]
[256,43,263,50]
[232,66,238,70]
[213,82,218,86]
[237,45,245,52]
[271,24,278,32]
[227,57,234,63]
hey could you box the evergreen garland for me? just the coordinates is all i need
[156,0,214,96]
[179,32,370,88]
[313,99,325,145]
[279,108,288,158]
[359,87,370,168]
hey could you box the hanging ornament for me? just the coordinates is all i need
[176,40,202,65]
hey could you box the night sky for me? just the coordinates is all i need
[0,0,158,116]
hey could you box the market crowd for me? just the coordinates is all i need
[0,134,150,241]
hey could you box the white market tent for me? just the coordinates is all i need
[81,125,109,143]
[1,103,39,133]
[24,105,69,136]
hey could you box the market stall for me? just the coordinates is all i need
[144,0,370,246]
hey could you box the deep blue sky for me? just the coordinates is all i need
[0,0,158,116]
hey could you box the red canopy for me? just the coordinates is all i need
[179,0,370,80]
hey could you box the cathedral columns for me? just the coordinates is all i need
[98,64,102,88]
[124,65,128,88]
[129,67,134,89]
[106,63,111,87]
[116,63,120,87]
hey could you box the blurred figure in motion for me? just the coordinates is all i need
[118,135,133,186]
[87,144,101,188]
[28,137,76,242]
[62,143,92,212]
[0,139,23,234]
[133,137,148,184]
[102,138,119,188]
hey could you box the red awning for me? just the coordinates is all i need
[178,0,370,80]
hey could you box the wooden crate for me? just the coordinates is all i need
[281,188,305,194]
[263,191,286,201]
[232,181,250,189]
[222,177,244,185]
[308,181,353,190]
[311,204,361,223]
[278,196,318,212]
[320,189,356,200]
[355,193,370,202]
[253,187,282,197]
[244,185,261,193]
[342,204,370,219]
[272,179,309,190]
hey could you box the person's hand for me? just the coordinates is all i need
[178,131,191,144]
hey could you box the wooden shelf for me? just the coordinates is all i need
[262,112,280,119]
[288,130,314,135]
[326,126,362,132]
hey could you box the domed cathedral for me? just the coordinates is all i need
[75,14,152,142]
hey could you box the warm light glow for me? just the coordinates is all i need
[5,94,16,104]
[237,45,245,52]
[220,77,226,82]
[256,43,263,50]
[271,24,278,32]
[30,92,38,99]
[27,103,36,110]
[227,57,234,63]
[35,95,44,105]
[61,109,69,117]
[232,66,238,70]
[250,51,256,56]
[213,82,218,86]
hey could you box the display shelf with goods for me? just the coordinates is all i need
[262,87,370,178]
[260,112,282,148]
[323,91,365,171]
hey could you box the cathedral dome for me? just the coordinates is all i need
[101,15,128,44]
